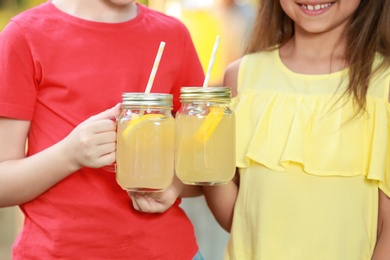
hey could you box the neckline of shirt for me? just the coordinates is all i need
[46,1,144,30]
[274,48,349,80]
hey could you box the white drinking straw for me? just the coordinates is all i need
[203,36,221,88]
[145,41,166,94]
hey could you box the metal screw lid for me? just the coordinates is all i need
[121,93,173,107]
[179,87,231,102]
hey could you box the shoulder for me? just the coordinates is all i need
[371,53,390,103]
[223,50,279,97]
[1,2,60,52]
[139,4,190,33]
[223,51,270,87]
[1,2,54,42]
[224,58,242,97]
[138,4,193,48]
[0,17,31,51]
[8,2,50,27]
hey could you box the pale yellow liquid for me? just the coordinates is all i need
[116,115,175,192]
[175,113,235,185]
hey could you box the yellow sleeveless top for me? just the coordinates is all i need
[226,50,390,260]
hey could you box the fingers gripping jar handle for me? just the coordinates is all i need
[102,116,119,172]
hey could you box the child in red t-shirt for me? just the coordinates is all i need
[0,0,205,259]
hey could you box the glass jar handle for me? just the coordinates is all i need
[102,116,118,172]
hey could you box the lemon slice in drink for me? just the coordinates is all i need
[194,107,224,143]
[122,114,165,138]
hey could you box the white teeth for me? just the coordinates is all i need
[302,3,332,11]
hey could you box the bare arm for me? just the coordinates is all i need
[372,190,390,259]
[202,59,242,232]
[0,104,121,207]
[372,89,390,258]
[180,182,203,198]
[203,172,239,232]
[224,58,241,98]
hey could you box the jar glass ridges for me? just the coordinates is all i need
[116,93,175,192]
[175,87,236,185]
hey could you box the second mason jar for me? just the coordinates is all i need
[175,87,236,185]
[116,92,175,192]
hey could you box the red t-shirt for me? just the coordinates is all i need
[0,2,204,259]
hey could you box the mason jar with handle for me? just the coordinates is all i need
[175,87,236,185]
[116,92,175,192]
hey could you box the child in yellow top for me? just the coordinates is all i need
[204,0,390,259]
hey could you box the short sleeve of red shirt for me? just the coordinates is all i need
[0,21,38,120]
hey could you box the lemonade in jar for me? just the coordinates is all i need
[116,93,175,192]
[175,87,235,185]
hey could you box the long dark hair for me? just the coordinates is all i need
[245,0,390,112]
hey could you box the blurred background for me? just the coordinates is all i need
[0,0,257,259]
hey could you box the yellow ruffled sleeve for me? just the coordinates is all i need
[380,103,390,196]
[231,91,390,197]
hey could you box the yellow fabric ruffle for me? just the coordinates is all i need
[231,91,390,196]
